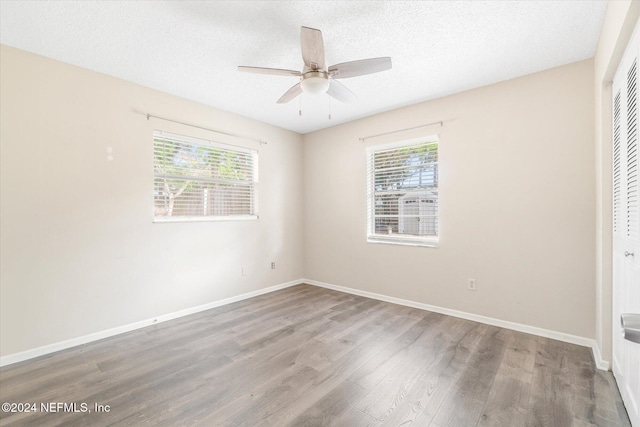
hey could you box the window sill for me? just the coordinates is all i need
[153,215,258,223]
[367,235,439,248]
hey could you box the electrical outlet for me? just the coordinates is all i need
[468,278,477,291]
[271,262,276,270]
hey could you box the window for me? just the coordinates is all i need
[366,137,439,246]
[153,131,258,222]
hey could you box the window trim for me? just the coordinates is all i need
[366,136,439,248]
[152,130,259,223]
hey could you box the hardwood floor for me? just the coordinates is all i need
[0,284,631,426]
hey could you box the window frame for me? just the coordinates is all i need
[152,130,259,223]
[366,136,439,248]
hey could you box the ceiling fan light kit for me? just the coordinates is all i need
[300,71,330,94]
[238,26,392,105]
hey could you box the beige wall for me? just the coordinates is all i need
[0,45,304,357]
[1,18,624,361]
[594,0,640,364]
[303,60,596,339]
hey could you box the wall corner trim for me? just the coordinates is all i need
[302,279,611,371]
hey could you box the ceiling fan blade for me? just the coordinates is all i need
[301,26,325,70]
[328,57,392,79]
[277,82,303,104]
[238,66,301,77]
[327,79,356,103]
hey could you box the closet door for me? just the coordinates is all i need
[612,19,640,427]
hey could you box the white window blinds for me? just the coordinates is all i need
[366,138,439,246]
[153,131,258,221]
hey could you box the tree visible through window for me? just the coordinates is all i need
[366,138,438,246]
[153,131,258,221]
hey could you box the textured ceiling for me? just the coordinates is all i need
[1,1,607,134]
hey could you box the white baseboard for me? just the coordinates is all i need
[303,278,611,371]
[1,278,611,371]
[591,341,610,371]
[0,279,302,368]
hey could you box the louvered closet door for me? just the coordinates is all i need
[612,19,640,427]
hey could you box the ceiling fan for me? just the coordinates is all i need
[238,26,392,104]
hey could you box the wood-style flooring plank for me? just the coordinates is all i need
[352,316,478,424]
[264,308,426,426]
[430,325,508,427]
[283,379,369,427]
[366,319,486,426]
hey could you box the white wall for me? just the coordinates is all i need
[0,45,304,357]
[303,60,596,339]
[594,0,640,364]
